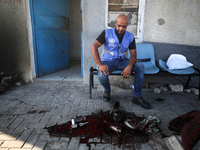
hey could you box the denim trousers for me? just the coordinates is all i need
[98,58,144,97]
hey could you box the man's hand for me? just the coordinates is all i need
[99,65,109,75]
[121,49,136,78]
[121,65,132,78]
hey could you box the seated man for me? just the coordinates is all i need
[91,14,152,109]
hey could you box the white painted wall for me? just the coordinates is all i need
[82,0,107,84]
[144,0,200,46]
[26,0,36,81]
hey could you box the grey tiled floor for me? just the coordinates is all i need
[0,79,199,149]
[0,61,200,149]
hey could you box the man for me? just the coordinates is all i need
[91,14,152,109]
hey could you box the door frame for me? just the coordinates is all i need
[29,0,39,76]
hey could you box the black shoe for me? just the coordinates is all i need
[132,97,152,109]
[103,91,110,102]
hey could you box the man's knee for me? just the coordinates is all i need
[98,72,109,81]
[134,63,144,73]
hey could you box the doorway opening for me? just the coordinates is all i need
[30,0,82,81]
[35,60,82,82]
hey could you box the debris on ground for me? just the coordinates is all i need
[153,84,199,96]
[191,88,199,95]
[45,101,161,148]
[0,72,19,93]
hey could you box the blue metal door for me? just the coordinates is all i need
[32,0,70,76]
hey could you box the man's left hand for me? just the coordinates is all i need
[121,66,131,78]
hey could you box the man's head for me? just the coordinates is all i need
[115,14,128,36]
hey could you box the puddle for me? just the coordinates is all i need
[45,110,153,147]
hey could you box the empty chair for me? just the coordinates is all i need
[158,59,195,74]
[134,43,159,74]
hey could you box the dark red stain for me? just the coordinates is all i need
[45,111,150,147]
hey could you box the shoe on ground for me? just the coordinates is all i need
[132,97,152,109]
[103,91,110,102]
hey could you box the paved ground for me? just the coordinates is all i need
[0,80,200,150]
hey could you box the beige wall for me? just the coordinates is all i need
[144,0,200,46]
[0,0,32,82]
[69,0,82,60]
[82,0,107,84]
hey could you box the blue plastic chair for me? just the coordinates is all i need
[134,43,159,74]
[158,59,195,74]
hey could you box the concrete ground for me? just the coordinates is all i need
[0,79,200,150]
[0,61,200,150]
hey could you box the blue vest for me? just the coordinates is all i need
[101,28,134,61]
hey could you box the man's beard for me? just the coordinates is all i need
[117,30,124,36]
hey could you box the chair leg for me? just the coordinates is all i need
[91,73,94,88]
[199,75,200,100]
[185,76,191,89]
[89,67,95,99]
[89,70,92,99]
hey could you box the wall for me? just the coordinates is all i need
[0,0,32,82]
[144,0,200,46]
[26,0,36,80]
[143,0,200,87]
[82,0,107,84]
[69,0,82,60]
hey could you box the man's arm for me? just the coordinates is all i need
[91,40,109,75]
[121,37,137,78]
[121,49,137,78]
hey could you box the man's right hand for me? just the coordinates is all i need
[98,65,109,75]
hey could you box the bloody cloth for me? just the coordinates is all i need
[168,110,200,150]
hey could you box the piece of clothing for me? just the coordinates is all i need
[166,54,193,70]
[96,28,136,49]
[168,110,200,150]
[98,59,144,97]
[97,28,135,61]
[124,116,160,134]
[102,28,134,61]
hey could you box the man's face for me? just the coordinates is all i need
[115,17,128,36]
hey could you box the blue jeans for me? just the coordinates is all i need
[98,58,144,97]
